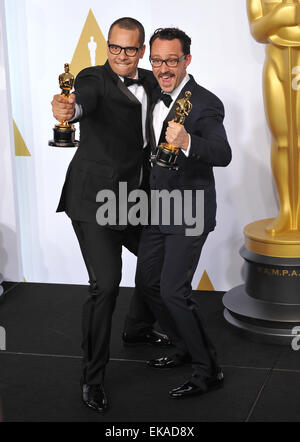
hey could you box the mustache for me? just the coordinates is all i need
[158,72,175,78]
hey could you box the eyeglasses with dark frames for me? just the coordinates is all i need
[108,44,142,57]
[149,55,186,68]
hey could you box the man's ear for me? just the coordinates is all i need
[139,45,146,59]
[184,54,192,69]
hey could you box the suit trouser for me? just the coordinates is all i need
[72,220,156,385]
[135,225,219,379]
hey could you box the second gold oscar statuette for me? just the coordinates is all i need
[152,91,193,170]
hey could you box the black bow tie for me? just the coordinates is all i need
[124,77,145,87]
[158,92,173,108]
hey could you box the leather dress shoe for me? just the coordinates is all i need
[147,355,188,369]
[169,371,224,399]
[81,382,108,413]
[122,330,171,347]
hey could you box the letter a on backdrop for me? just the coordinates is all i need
[70,9,107,77]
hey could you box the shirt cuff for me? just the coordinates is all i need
[69,103,83,123]
[181,135,191,157]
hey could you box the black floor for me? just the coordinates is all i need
[0,281,299,422]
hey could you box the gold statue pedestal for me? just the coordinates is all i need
[223,219,300,344]
[49,123,79,148]
[152,143,180,170]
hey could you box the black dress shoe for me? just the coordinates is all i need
[147,355,188,369]
[81,382,108,413]
[122,330,171,347]
[169,371,224,399]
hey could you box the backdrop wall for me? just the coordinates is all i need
[0,0,22,282]
[2,0,277,290]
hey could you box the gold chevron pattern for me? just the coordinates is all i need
[13,121,31,157]
[197,270,215,291]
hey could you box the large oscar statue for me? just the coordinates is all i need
[223,0,300,343]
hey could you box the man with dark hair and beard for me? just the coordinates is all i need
[135,27,232,399]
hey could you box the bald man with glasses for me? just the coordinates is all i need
[51,17,170,413]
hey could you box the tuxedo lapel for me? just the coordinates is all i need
[149,101,157,151]
[104,61,141,105]
[117,77,142,105]
[139,69,153,146]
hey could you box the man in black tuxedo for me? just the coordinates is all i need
[51,18,170,413]
[135,28,232,399]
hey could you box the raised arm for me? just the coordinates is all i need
[247,0,300,43]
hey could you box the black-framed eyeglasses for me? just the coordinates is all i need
[108,44,142,57]
[149,55,186,68]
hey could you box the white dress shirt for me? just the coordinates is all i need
[120,73,148,149]
[152,74,191,156]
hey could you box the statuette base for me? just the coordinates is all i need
[49,124,79,148]
[152,143,180,170]
[244,219,300,258]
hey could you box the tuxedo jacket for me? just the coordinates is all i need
[149,74,232,235]
[57,61,156,225]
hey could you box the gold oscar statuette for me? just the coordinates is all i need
[49,63,79,148]
[223,0,300,344]
[152,91,193,170]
